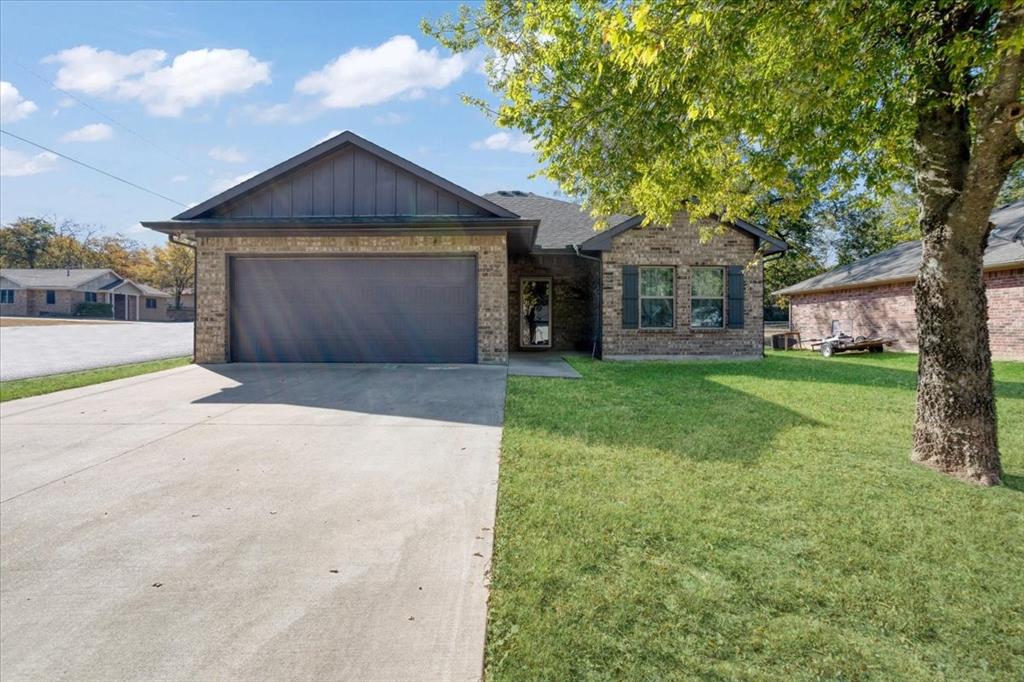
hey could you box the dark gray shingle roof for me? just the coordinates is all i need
[775,200,1024,296]
[483,191,630,250]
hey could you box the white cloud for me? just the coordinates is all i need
[210,170,258,194]
[316,130,344,144]
[171,174,189,183]
[45,45,271,117]
[295,35,467,109]
[0,81,38,123]
[471,131,535,154]
[61,123,114,142]
[208,145,246,163]
[372,112,409,126]
[0,147,59,176]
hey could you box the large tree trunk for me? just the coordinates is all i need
[911,204,1000,485]
[910,4,1023,485]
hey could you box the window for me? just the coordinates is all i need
[84,292,98,303]
[691,267,725,328]
[639,267,674,328]
[45,290,56,305]
[0,289,14,304]
[146,298,157,309]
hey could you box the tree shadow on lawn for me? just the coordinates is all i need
[745,352,1023,398]
[507,360,823,465]
[509,353,1022,467]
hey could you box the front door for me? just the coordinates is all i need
[520,277,552,348]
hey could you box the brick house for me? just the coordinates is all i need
[0,268,173,321]
[775,201,1023,360]
[142,131,786,364]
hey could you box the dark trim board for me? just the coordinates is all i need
[227,254,479,363]
[579,214,787,254]
[141,219,539,254]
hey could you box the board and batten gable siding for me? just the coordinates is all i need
[210,146,488,219]
[600,211,764,358]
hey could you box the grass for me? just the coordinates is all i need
[0,357,191,402]
[488,351,1023,680]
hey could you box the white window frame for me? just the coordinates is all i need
[690,267,726,329]
[0,289,14,304]
[638,266,675,329]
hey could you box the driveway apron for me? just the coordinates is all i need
[0,363,506,681]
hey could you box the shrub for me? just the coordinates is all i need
[75,302,113,318]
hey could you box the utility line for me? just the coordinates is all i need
[5,55,205,174]
[1,128,188,208]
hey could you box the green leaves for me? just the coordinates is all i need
[424,0,1016,228]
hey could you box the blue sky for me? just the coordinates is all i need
[0,0,555,245]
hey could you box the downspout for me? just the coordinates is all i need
[169,233,197,364]
[572,245,603,357]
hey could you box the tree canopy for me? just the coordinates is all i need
[0,217,179,290]
[427,0,1021,226]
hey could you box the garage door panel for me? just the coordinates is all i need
[230,257,477,363]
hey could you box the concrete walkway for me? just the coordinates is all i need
[508,352,582,378]
[0,321,193,381]
[0,363,506,681]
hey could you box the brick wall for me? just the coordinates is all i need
[0,288,29,316]
[139,298,170,321]
[986,269,1024,359]
[508,253,600,352]
[25,289,82,316]
[788,267,1023,360]
[194,234,508,364]
[600,212,765,358]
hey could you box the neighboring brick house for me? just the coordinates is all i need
[0,268,173,321]
[775,201,1024,360]
[142,131,786,365]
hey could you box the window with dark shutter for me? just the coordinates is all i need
[621,266,639,329]
[727,266,745,329]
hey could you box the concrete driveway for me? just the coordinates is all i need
[0,363,506,681]
[0,321,194,381]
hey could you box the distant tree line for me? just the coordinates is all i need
[0,217,194,309]
[763,164,1023,309]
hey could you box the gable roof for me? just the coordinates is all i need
[0,268,171,296]
[775,200,1024,296]
[175,131,518,221]
[1,268,115,289]
[483,191,630,250]
[484,191,787,254]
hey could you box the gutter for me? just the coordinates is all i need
[571,244,602,262]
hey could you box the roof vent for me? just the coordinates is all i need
[497,190,530,197]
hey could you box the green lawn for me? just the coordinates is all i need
[489,351,1023,680]
[0,357,191,402]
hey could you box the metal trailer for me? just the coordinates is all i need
[811,334,898,357]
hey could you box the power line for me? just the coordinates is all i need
[6,55,205,175]
[1,128,188,208]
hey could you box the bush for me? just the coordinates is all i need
[75,302,113,318]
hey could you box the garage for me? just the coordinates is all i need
[229,256,477,363]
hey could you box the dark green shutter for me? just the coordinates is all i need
[622,266,639,329]
[727,266,744,328]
